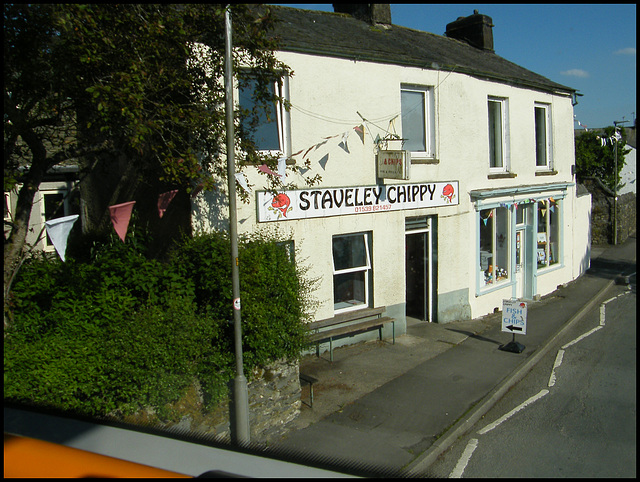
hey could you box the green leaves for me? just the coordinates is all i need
[575,126,631,191]
[5,228,315,419]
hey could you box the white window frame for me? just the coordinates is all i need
[534,103,553,170]
[401,84,436,160]
[536,199,562,270]
[488,97,510,172]
[332,232,372,314]
[477,205,511,293]
[237,74,291,158]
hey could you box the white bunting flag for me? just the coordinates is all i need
[277,156,287,183]
[234,172,251,194]
[45,214,80,262]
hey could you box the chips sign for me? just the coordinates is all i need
[502,299,527,335]
[377,150,410,180]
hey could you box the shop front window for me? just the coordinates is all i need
[332,232,371,312]
[479,206,510,287]
[537,200,560,268]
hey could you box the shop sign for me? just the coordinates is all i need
[502,299,527,335]
[377,150,410,180]
[257,181,458,222]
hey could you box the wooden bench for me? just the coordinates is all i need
[306,306,395,362]
[299,373,318,407]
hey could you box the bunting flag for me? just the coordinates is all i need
[277,156,287,182]
[234,172,251,194]
[354,124,365,144]
[157,190,178,218]
[338,130,350,153]
[318,153,329,170]
[45,214,79,262]
[257,164,278,176]
[109,201,136,242]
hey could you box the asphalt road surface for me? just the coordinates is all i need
[426,278,636,478]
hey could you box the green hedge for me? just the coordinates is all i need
[4,228,314,421]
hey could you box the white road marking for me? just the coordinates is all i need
[561,325,603,349]
[548,349,565,387]
[449,438,478,478]
[477,389,549,435]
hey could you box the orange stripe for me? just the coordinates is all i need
[4,434,191,478]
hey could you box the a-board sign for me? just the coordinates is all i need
[502,299,527,335]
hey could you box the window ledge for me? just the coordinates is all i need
[488,172,517,179]
[411,158,439,165]
[535,170,558,176]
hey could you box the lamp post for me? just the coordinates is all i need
[224,5,250,445]
[612,120,629,245]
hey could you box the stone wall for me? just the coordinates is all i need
[140,358,302,446]
[582,178,637,245]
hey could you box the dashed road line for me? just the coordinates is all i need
[445,288,632,477]
[477,389,549,435]
[449,438,478,478]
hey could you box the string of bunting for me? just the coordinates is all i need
[248,114,399,193]
[44,190,180,262]
[481,197,557,225]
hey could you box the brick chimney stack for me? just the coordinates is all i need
[333,4,392,26]
[446,10,494,52]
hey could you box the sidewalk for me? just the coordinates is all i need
[270,234,636,476]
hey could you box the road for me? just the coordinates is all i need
[426,278,636,478]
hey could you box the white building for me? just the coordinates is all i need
[193,5,592,346]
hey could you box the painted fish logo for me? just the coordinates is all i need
[441,183,455,203]
[269,193,292,218]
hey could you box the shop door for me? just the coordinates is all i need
[515,228,525,299]
[406,217,435,322]
[515,203,534,300]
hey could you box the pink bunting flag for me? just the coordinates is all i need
[157,190,178,218]
[257,164,278,176]
[109,201,136,242]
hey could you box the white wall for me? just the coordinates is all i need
[193,50,584,325]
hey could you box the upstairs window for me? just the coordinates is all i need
[488,97,509,171]
[238,76,288,154]
[401,85,436,159]
[535,103,552,169]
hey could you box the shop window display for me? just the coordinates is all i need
[479,207,510,286]
[537,200,559,268]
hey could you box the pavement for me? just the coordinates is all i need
[268,233,637,477]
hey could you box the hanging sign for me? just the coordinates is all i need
[377,150,410,180]
[257,181,458,222]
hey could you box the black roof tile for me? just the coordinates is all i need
[261,5,575,96]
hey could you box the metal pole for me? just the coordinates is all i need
[612,120,629,245]
[613,135,618,245]
[224,5,250,445]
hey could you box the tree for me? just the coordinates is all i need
[4,4,298,328]
[574,126,631,191]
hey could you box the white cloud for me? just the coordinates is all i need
[560,69,589,78]
[614,47,636,56]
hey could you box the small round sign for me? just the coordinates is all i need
[233,298,241,311]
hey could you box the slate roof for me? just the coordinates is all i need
[260,5,575,96]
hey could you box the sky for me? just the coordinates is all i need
[272,4,636,131]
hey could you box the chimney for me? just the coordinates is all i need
[445,10,494,52]
[333,4,392,26]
